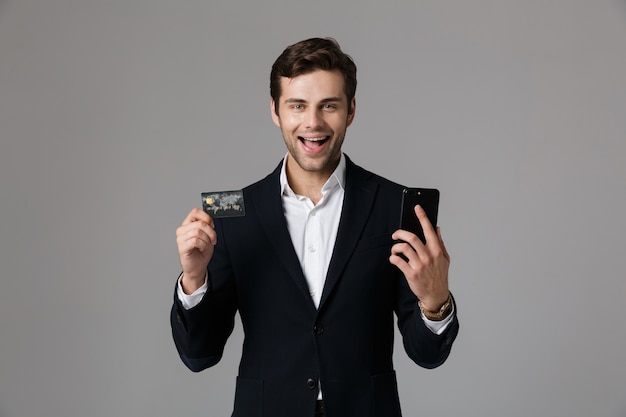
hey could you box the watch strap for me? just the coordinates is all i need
[419,293,452,321]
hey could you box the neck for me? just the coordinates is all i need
[285,157,339,205]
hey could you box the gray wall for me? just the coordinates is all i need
[1,1,625,416]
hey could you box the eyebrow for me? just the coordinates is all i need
[284,97,343,104]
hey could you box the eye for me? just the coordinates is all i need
[322,104,337,110]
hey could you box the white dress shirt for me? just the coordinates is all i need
[280,154,345,309]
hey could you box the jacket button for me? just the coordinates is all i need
[314,325,324,335]
[306,378,317,389]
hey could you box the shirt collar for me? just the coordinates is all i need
[279,153,346,197]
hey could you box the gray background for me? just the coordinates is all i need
[1,0,625,416]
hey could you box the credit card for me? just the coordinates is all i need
[201,190,245,218]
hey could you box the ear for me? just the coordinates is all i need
[346,97,356,127]
[270,99,280,127]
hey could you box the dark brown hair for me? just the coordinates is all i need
[270,37,357,114]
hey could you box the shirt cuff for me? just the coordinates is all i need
[176,273,208,310]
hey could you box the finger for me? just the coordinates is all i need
[391,229,423,249]
[176,220,217,244]
[390,240,420,267]
[392,228,426,259]
[179,234,213,255]
[177,223,217,252]
[181,238,209,254]
[414,205,438,246]
[182,207,214,228]
[437,227,450,261]
[389,253,411,276]
[193,220,217,245]
[177,227,208,251]
[389,250,413,276]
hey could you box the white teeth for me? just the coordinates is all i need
[301,136,327,142]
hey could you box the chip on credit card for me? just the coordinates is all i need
[201,190,245,218]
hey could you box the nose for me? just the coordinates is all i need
[304,108,324,130]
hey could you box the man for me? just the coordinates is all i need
[171,37,459,417]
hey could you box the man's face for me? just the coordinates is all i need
[271,69,356,180]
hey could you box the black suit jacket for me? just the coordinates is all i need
[171,155,459,417]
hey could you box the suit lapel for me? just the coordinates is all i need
[319,157,379,310]
[249,162,317,311]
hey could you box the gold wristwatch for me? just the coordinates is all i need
[419,294,452,321]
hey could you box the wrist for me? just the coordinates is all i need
[419,293,452,321]
[181,271,206,294]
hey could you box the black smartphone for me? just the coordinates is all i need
[399,188,440,243]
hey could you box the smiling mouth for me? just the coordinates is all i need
[298,136,329,148]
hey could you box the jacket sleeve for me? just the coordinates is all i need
[170,220,238,372]
[395,274,459,369]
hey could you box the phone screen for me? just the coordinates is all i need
[399,188,440,243]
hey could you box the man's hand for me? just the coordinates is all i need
[389,205,450,312]
[176,208,217,294]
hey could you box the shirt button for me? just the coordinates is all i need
[306,378,317,390]
[314,325,324,335]
[308,245,316,253]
